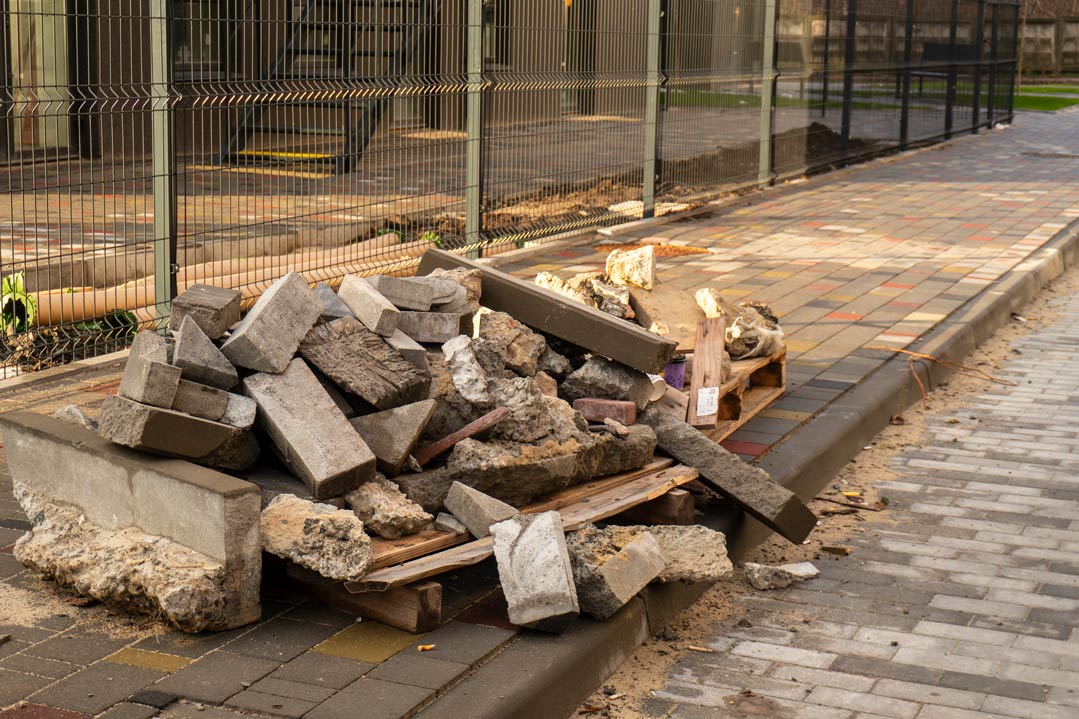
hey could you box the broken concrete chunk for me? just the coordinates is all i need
[534,371,558,398]
[428,267,482,311]
[443,482,516,538]
[260,494,373,582]
[387,329,430,372]
[300,317,430,410]
[337,275,400,336]
[244,358,376,498]
[639,406,817,544]
[491,512,579,632]
[566,529,666,620]
[602,418,631,438]
[474,310,547,377]
[560,357,654,411]
[534,272,635,321]
[173,316,239,390]
[580,524,732,584]
[172,379,229,421]
[414,407,509,467]
[399,311,463,344]
[605,245,655,290]
[367,275,437,311]
[572,398,637,425]
[314,282,356,322]
[220,272,321,373]
[442,335,492,406]
[52,405,97,431]
[538,346,573,377]
[743,561,819,590]
[168,283,242,340]
[349,399,436,476]
[98,395,259,470]
[222,393,258,430]
[489,376,585,443]
[434,512,468,535]
[345,476,432,539]
[118,330,182,408]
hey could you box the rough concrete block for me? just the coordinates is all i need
[434,512,467,535]
[337,275,400,336]
[261,494,373,581]
[491,511,579,632]
[571,398,637,425]
[220,272,321,373]
[173,316,239,390]
[0,411,261,630]
[560,357,654,411]
[367,275,437,311]
[387,329,430,372]
[171,380,256,430]
[314,282,355,322]
[345,476,432,539]
[590,524,733,584]
[605,245,655,290]
[168,283,242,339]
[743,562,819,590]
[443,482,516,538]
[397,311,462,344]
[222,393,258,430]
[244,358,376,499]
[300,317,429,410]
[98,395,260,470]
[567,531,666,620]
[349,399,436,476]
[118,331,182,408]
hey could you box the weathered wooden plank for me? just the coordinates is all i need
[617,487,695,525]
[289,565,441,632]
[687,318,727,428]
[654,385,689,421]
[416,248,678,374]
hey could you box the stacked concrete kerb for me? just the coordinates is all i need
[0,249,810,638]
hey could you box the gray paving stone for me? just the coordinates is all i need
[23,633,128,665]
[152,651,280,704]
[365,652,470,691]
[27,661,164,714]
[246,677,335,703]
[402,621,514,666]
[0,667,53,707]
[935,671,1048,702]
[305,677,433,719]
[268,652,372,689]
[96,702,159,719]
[222,618,341,663]
[0,653,81,679]
[225,689,319,718]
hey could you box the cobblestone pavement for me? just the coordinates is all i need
[644,290,1079,718]
[498,108,1079,463]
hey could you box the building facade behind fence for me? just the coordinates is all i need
[0,0,1019,372]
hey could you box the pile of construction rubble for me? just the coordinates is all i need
[7,245,813,634]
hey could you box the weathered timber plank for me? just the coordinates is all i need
[687,318,727,428]
[617,487,695,525]
[416,248,677,374]
[288,565,441,632]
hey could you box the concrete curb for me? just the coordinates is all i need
[734,214,1079,557]
[415,582,712,719]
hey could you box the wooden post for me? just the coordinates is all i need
[687,318,727,428]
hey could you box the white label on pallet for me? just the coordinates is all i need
[697,387,720,416]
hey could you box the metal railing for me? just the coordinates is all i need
[0,0,1020,373]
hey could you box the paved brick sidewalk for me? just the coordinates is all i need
[642,282,1079,719]
[497,108,1079,462]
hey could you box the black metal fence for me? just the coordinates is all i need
[0,0,1019,373]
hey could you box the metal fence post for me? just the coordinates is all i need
[972,0,986,132]
[465,0,484,257]
[822,0,832,117]
[944,0,959,138]
[840,0,857,156]
[1006,3,1019,123]
[150,0,177,326]
[642,0,663,219]
[987,2,999,123]
[758,0,777,187]
[899,0,914,148]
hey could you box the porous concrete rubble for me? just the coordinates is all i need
[695,289,785,359]
[345,476,432,539]
[560,357,654,411]
[260,494,373,582]
[605,245,656,290]
[575,524,733,584]
[534,272,635,320]
[52,404,97,431]
[566,528,666,620]
[491,511,580,633]
[743,561,819,590]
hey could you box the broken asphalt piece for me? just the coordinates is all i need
[244,358,376,498]
[561,357,655,411]
[173,316,239,390]
[337,275,400,336]
[345,476,432,539]
[260,494,373,582]
[220,271,321,373]
[743,561,819,590]
[300,317,429,410]
[98,395,259,470]
[398,311,463,344]
[168,283,242,340]
[605,245,655,290]
[367,275,437,311]
[639,406,817,544]
[572,524,732,584]
[572,398,637,425]
[118,330,182,408]
[443,481,516,538]
[413,406,510,467]
[566,528,666,620]
[350,399,436,477]
[491,511,580,632]
[433,512,467,535]
[314,282,355,322]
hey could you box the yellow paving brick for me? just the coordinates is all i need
[313,622,424,664]
[719,287,753,297]
[761,409,812,422]
[905,312,946,322]
[823,294,856,302]
[761,270,794,279]
[107,648,192,672]
[783,339,818,353]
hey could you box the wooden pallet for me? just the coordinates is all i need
[700,349,786,444]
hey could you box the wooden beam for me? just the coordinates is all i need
[416,248,678,374]
[687,318,728,428]
[288,565,442,633]
[616,487,695,525]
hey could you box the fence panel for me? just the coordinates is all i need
[0,0,1020,375]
